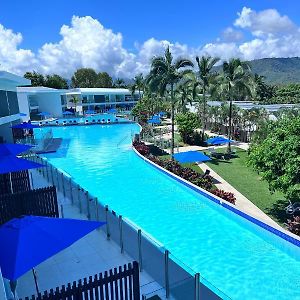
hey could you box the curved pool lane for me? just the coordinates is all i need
[40,123,300,300]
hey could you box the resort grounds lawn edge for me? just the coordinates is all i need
[206,148,287,225]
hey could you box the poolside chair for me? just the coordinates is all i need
[85,120,89,124]
[115,119,119,122]
[102,119,105,123]
[39,122,43,126]
[73,120,77,124]
[97,119,101,123]
[107,119,111,123]
[45,121,49,125]
[92,119,96,123]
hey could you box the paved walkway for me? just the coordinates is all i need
[10,170,165,300]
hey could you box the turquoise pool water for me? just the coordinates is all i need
[40,123,300,300]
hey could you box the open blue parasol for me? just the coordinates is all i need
[173,151,211,163]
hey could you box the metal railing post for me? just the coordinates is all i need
[78,184,82,213]
[61,173,66,198]
[45,162,49,182]
[60,204,64,218]
[165,250,170,298]
[105,205,110,240]
[50,164,54,184]
[56,168,60,190]
[69,178,74,204]
[119,215,124,253]
[86,191,90,219]
[138,229,143,272]
[194,273,200,300]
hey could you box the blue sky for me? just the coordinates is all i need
[1,1,300,77]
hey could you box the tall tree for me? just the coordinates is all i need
[24,71,45,86]
[130,74,144,100]
[147,46,194,155]
[45,74,68,89]
[217,58,254,151]
[175,80,193,113]
[114,78,126,88]
[71,68,98,88]
[97,72,113,88]
[194,56,220,141]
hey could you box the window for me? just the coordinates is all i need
[61,95,67,105]
[7,91,19,114]
[94,95,106,103]
[0,90,9,117]
[82,96,88,104]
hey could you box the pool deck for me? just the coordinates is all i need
[10,170,165,300]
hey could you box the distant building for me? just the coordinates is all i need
[0,71,30,143]
[17,87,141,120]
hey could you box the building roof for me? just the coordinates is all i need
[0,71,31,86]
[69,88,137,95]
[17,86,67,94]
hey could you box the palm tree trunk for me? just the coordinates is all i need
[171,84,175,157]
[201,87,206,141]
[227,99,232,152]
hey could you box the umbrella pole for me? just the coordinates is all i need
[9,172,14,194]
[32,268,40,295]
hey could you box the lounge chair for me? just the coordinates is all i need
[97,119,101,123]
[107,119,111,123]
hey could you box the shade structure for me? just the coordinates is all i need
[19,113,27,117]
[0,143,32,157]
[62,111,74,115]
[11,123,40,129]
[108,108,117,114]
[0,216,106,280]
[158,111,166,117]
[37,112,50,116]
[206,136,234,145]
[173,151,211,163]
[0,155,44,175]
[147,118,161,124]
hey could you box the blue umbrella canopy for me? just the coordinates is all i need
[0,216,105,280]
[11,123,40,129]
[0,143,32,156]
[0,156,44,174]
[147,118,161,124]
[158,111,166,116]
[173,151,211,163]
[37,112,50,116]
[108,108,117,113]
[19,113,27,117]
[62,111,74,115]
[206,136,234,145]
[85,110,96,114]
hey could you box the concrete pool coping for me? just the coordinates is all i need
[132,147,300,248]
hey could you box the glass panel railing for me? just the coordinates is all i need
[121,219,139,261]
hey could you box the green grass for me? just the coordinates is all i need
[206,148,287,225]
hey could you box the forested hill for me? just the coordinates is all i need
[249,57,300,85]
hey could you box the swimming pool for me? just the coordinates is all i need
[40,123,300,300]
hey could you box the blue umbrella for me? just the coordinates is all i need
[19,113,27,117]
[206,136,234,145]
[85,110,96,114]
[173,151,211,163]
[62,111,74,115]
[37,112,50,116]
[158,111,166,117]
[11,123,40,129]
[0,216,105,281]
[108,108,117,114]
[0,143,32,156]
[0,156,44,175]
[147,118,161,124]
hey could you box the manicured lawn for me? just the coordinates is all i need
[206,148,287,224]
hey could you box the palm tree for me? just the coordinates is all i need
[69,95,80,116]
[217,58,254,151]
[130,74,144,100]
[114,78,126,88]
[193,56,220,141]
[175,79,193,113]
[147,47,194,155]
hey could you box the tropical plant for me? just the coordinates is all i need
[146,46,194,155]
[24,71,45,86]
[130,74,144,100]
[175,79,193,113]
[69,96,80,115]
[193,56,220,140]
[97,72,113,87]
[114,78,127,88]
[45,74,68,89]
[175,112,200,143]
[248,116,300,202]
[217,58,254,151]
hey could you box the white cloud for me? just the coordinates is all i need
[221,27,244,42]
[0,24,37,74]
[0,10,300,79]
[234,7,296,37]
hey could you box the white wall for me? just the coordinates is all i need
[36,93,63,118]
[17,93,30,122]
